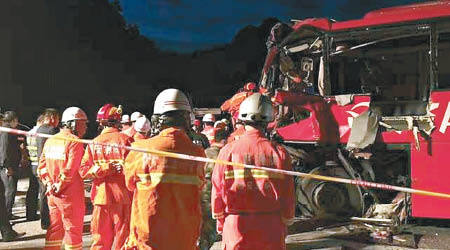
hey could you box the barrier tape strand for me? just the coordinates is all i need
[2,126,450,199]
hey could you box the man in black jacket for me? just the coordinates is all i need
[0,111,21,241]
[0,111,21,220]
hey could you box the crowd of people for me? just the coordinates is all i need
[0,87,295,250]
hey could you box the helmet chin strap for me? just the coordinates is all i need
[70,121,81,137]
[150,114,161,137]
[151,111,190,136]
[62,120,80,137]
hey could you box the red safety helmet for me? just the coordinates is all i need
[96,104,122,122]
[193,119,202,127]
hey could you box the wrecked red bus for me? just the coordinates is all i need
[258,1,450,220]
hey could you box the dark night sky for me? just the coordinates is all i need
[119,0,428,52]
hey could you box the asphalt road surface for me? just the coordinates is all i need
[2,178,450,249]
[0,178,93,249]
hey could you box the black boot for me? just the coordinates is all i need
[0,225,20,242]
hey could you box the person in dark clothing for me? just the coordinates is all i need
[0,111,22,220]
[25,114,44,221]
[188,129,210,149]
[0,112,21,241]
[200,128,228,250]
[36,109,60,230]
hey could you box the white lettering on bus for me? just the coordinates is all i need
[439,101,450,134]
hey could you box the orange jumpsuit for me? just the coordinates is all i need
[123,127,206,250]
[37,130,86,250]
[212,129,295,250]
[79,127,132,250]
[226,126,245,144]
[133,132,147,141]
[201,125,216,144]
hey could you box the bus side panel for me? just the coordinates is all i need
[411,91,450,218]
[411,141,450,218]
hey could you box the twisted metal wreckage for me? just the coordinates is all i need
[220,1,450,247]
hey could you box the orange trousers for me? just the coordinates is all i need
[44,195,85,250]
[91,203,131,250]
[222,214,286,250]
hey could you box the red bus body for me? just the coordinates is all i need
[261,1,450,219]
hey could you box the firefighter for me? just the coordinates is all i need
[120,114,131,132]
[122,111,143,138]
[133,116,150,141]
[201,113,216,144]
[189,113,210,149]
[36,108,61,229]
[79,104,132,250]
[192,118,202,133]
[211,93,295,250]
[37,107,88,250]
[123,88,206,250]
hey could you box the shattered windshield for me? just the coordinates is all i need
[328,33,430,103]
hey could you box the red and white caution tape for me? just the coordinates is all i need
[2,126,450,199]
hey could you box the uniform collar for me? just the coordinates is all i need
[101,127,119,134]
[242,129,264,137]
[59,129,77,137]
[159,127,184,136]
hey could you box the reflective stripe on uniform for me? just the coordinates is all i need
[224,169,284,180]
[64,242,83,250]
[137,172,202,186]
[94,159,124,165]
[45,240,63,247]
[38,168,48,175]
[59,173,71,182]
[89,165,101,178]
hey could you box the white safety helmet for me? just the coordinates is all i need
[130,111,143,122]
[134,116,151,133]
[153,88,192,114]
[121,114,130,124]
[238,93,274,123]
[214,120,226,129]
[61,107,88,123]
[202,113,216,123]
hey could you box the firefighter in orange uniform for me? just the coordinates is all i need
[133,116,150,141]
[123,88,206,250]
[122,111,143,138]
[201,113,216,144]
[79,104,132,250]
[212,93,295,250]
[37,107,88,250]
